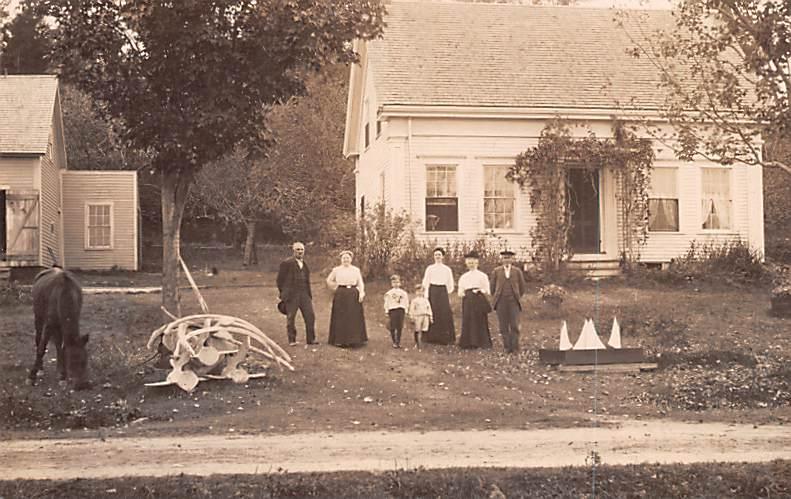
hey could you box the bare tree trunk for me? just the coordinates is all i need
[161,168,192,318]
[243,220,257,266]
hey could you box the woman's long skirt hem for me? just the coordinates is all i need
[328,287,368,347]
[458,292,492,349]
[424,284,455,345]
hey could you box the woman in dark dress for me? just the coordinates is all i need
[326,250,367,347]
[457,251,493,349]
[420,247,455,345]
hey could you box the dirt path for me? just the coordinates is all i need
[2,420,789,480]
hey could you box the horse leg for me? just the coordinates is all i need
[54,328,66,381]
[28,322,49,385]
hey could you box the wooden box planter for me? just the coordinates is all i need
[539,347,644,366]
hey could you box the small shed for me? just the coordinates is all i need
[0,75,139,271]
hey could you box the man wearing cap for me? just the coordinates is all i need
[490,250,527,353]
[276,242,317,346]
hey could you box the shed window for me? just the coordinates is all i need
[701,168,732,230]
[648,168,679,232]
[86,203,113,249]
[425,165,458,232]
[484,165,515,230]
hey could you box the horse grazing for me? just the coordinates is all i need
[28,267,90,390]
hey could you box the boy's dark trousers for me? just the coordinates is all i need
[388,308,405,345]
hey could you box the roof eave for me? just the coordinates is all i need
[379,104,668,121]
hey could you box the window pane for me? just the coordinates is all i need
[650,168,677,198]
[426,198,458,231]
[484,166,515,229]
[701,169,731,229]
[648,199,679,231]
[702,168,730,198]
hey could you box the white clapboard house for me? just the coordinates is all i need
[343,2,764,271]
[0,75,139,272]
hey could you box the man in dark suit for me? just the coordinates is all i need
[490,250,527,353]
[276,242,316,346]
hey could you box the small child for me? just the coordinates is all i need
[408,283,433,350]
[384,274,409,348]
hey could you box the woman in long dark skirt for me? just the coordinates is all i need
[421,247,455,345]
[457,251,492,349]
[326,250,367,347]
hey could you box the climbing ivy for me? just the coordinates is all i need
[508,120,654,271]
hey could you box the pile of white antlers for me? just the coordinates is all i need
[144,258,293,392]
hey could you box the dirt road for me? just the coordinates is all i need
[2,419,789,480]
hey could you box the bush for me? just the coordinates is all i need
[354,204,417,280]
[627,239,768,287]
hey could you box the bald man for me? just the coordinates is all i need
[276,242,317,346]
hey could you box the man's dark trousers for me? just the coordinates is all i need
[286,292,315,344]
[496,292,520,353]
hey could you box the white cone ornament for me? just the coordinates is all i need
[573,319,607,350]
[608,317,622,349]
[559,321,572,351]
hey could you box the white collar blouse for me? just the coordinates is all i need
[326,264,365,297]
[457,269,491,297]
[421,262,454,297]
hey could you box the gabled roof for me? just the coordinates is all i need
[367,2,675,110]
[0,75,59,155]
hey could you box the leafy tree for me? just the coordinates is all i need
[39,0,385,316]
[626,0,791,176]
[0,0,51,74]
[191,64,354,263]
[60,84,148,171]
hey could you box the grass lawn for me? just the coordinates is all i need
[1,249,790,438]
[0,461,788,498]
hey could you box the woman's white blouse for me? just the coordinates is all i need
[457,269,491,297]
[327,265,365,296]
[421,263,454,297]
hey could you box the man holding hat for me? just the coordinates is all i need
[490,249,526,353]
[276,241,317,346]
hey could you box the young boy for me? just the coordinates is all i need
[384,274,409,348]
[408,283,433,350]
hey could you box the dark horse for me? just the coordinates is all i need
[28,267,90,389]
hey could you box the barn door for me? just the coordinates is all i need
[5,190,39,261]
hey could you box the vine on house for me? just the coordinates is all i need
[507,120,654,271]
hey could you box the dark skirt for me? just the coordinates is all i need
[424,284,455,345]
[458,291,492,349]
[328,287,368,347]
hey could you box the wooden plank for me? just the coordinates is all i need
[557,362,658,373]
[539,348,644,365]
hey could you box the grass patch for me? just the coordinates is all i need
[0,461,789,498]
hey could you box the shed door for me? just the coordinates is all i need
[6,190,40,260]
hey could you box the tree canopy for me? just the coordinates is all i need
[628,0,791,175]
[39,0,386,315]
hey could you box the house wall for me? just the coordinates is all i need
[61,171,139,270]
[355,59,391,216]
[358,116,764,262]
[39,132,62,266]
[0,156,37,190]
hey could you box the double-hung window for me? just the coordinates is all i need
[86,202,113,249]
[701,168,732,230]
[425,165,458,232]
[648,168,679,232]
[484,165,515,230]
